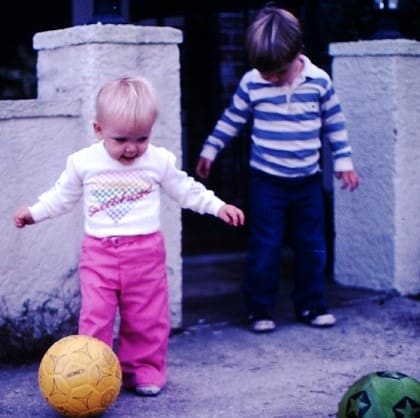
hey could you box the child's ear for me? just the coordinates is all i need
[93,122,102,138]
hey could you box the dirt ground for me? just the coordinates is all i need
[0,255,419,417]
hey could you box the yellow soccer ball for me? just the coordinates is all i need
[38,334,122,417]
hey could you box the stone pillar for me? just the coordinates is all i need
[329,39,420,295]
[34,24,184,326]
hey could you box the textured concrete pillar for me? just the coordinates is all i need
[329,39,420,295]
[34,24,184,326]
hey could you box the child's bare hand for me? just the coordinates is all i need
[14,207,35,228]
[335,170,360,191]
[196,157,212,180]
[218,204,245,227]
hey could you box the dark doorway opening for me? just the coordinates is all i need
[131,1,305,256]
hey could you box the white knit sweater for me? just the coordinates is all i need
[30,142,225,237]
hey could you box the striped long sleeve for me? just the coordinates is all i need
[200,55,354,178]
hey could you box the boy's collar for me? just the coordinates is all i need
[299,55,319,79]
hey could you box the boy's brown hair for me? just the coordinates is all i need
[245,3,303,73]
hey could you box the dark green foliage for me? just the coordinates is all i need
[0,269,80,365]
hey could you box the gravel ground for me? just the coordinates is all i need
[0,255,419,418]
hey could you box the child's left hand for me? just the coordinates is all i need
[335,170,360,191]
[218,204,245,227]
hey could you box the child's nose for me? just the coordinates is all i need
[125,142,138,153]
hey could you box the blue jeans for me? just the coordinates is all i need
[243,169,328,318]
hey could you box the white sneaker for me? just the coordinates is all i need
[248,315,276,333]
[297,309,336,327]
[135,384,162,397]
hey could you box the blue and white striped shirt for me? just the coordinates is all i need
[200,55,354,178]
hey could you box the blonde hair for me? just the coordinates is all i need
[245,5,303,72]
[95,76,158,128]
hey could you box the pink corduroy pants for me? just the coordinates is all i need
[78,232,169,388]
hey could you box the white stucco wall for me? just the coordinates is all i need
[34,24,182,145]
[330,39,420,295]
[1,24,184,328]
[1,99,83,313]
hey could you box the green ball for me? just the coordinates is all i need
[338,371,420,418]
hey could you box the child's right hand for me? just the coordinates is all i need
[195,157,212,180]
[14,207,35,228]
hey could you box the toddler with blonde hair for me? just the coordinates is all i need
[15,76,244,396]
